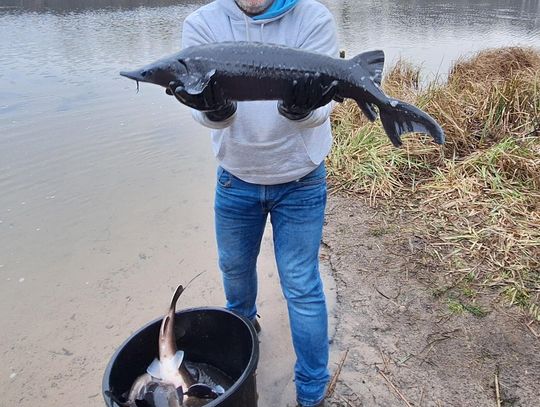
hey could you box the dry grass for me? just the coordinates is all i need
[328,47,540,320]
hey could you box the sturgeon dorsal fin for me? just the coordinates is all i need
[351,50,385,86]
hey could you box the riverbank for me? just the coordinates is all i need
[322,195,539,406]
[323,47,540,406]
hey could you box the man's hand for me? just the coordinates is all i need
[278,73,338,121]
[167,80,237,122]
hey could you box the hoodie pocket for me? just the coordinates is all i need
[299,126,333,166]
[298,128,320,166]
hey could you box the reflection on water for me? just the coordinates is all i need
[1,0,205,12]
[0,1,213,327]
[323,0,540,73]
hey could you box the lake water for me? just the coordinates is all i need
[0,0,538,406]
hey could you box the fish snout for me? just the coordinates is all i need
[119,69,147,82]
[119,67,157,84]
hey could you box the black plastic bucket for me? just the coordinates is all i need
[103,307,259,407]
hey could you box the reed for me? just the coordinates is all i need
[329,47,540,320]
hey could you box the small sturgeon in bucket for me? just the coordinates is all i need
[120,41,445,147]
[145,285,195,394]
[106,284,223,406]
[114,285,193,406]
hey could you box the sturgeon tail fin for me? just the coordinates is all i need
[169,284,184,311]
[379,99,445,147]
[158,285,184,341]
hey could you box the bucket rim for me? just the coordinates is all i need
[102,306,259,407]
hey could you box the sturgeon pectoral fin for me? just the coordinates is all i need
[184,69,217,95]
[147,358,162,379]
[172,350,185,369]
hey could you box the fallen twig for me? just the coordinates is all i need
[377,368,413,407]
[326,348,349,398]
[526,320,540,338]
[494,367,502,407]
[379,348,391,372]
[374,285,402,301]
[418,331,458,366]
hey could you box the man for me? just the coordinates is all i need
[171,1,339,406]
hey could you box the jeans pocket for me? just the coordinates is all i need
[296,164,327,186]
[217,166,232,188]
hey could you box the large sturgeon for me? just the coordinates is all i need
[120,41,445,147]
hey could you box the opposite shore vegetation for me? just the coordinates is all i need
[328,46,540,322]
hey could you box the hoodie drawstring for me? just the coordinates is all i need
[243,13,251,42]
[243,14,265,43]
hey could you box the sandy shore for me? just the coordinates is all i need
[0,186,337,407]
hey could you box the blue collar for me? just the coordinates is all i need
[252,0,299,21]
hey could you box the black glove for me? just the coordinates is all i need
[167,80,237,122]
[278,73,338,121]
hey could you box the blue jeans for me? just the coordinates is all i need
[214,164,329,406]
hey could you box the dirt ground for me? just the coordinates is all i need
[320,194,540,407]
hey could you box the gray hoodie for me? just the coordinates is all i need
[182,0,339,185]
